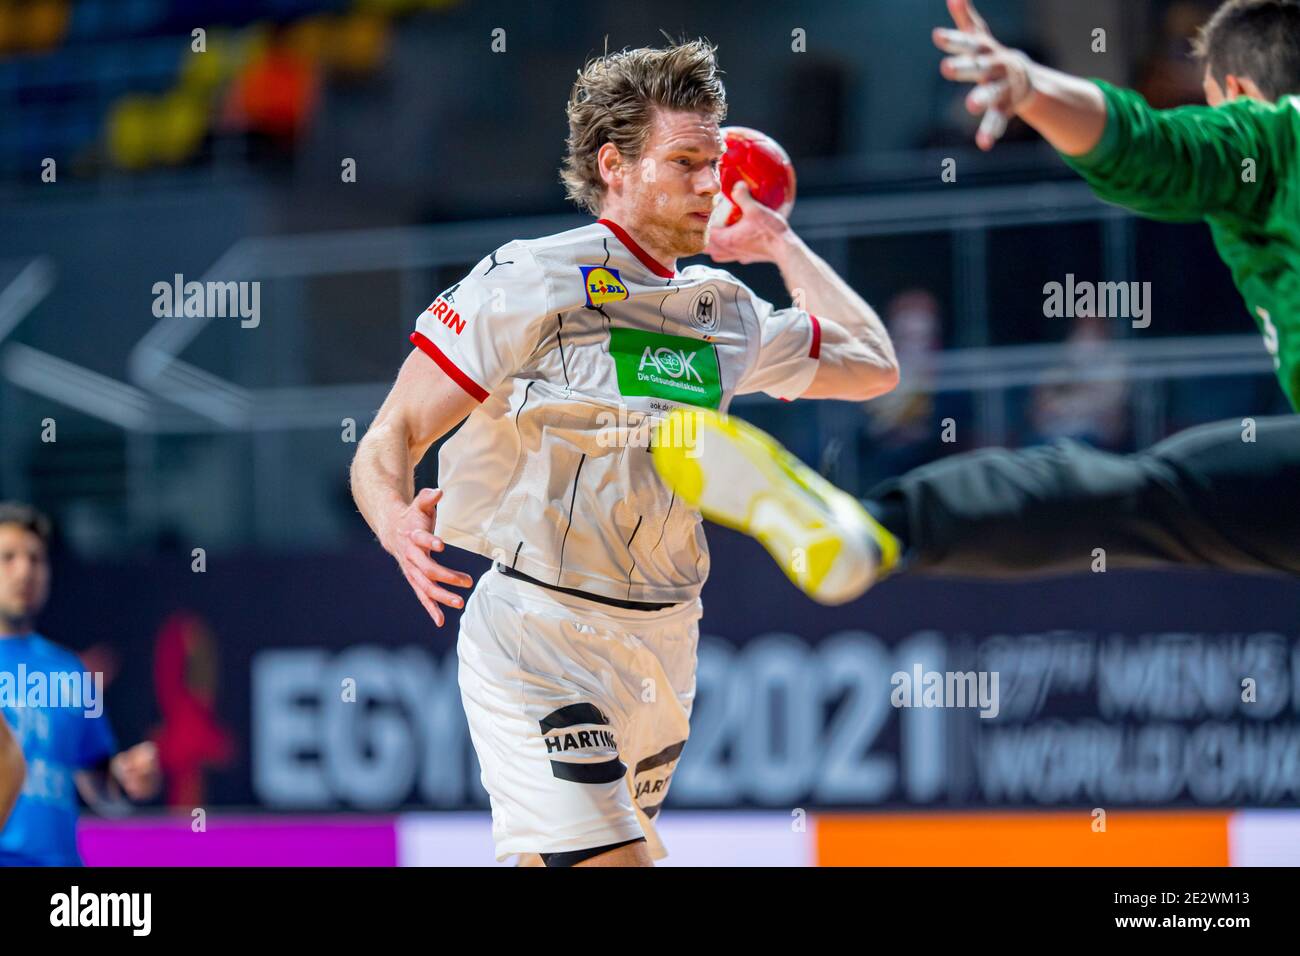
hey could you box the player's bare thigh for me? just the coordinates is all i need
[515,843,654,867]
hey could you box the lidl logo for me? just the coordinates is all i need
[610,327,721,409]
[581,266,629,307]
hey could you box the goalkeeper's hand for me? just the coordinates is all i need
[932,0,1036,151]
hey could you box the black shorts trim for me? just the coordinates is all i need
[540,837,647,867]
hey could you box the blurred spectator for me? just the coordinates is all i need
[1137,1,1217,108]
[1029,314,1130,450]
[859,290,960,486]
[221,23,321,161]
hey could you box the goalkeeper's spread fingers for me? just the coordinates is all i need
[967,80,1008,114]
[958,0,992,36]
[941,53,998,83]
[976,107,1009,150]
[932,28,985,55]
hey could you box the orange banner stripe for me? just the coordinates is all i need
[815,811,1231,866]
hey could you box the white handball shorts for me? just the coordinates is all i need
[457,562,703,863]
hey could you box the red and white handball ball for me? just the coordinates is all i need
[710,126,797,229]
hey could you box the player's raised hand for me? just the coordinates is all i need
[705,182,791,265]
[933,0,1035,151]
[387,487,473,627]
[110,741,161,801]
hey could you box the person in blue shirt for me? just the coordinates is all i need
[0,502,160,866]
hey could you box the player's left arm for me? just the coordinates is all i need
[75,733,161,812]
[75,743,162,812]
[708,182,899,402]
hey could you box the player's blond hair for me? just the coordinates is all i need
[561,39,727,216]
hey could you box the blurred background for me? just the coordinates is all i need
[1,0,1297,865]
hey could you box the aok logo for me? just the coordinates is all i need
[580,266,629,307]
[425,296,465,335]
[610,327,722,409]
[638,346,703,383]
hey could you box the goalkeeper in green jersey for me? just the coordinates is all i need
[649,0,1300,605]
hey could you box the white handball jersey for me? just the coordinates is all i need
[410,218,821,605]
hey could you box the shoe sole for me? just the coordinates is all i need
[651,408,890,605]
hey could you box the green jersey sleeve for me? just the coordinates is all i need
[1061,80,1287,224]
[1062,81,1300,411]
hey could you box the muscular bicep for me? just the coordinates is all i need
[376,347,481,464]
[1065,85,1281,222]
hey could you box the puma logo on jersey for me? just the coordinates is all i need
[484,249,514,275]
[425,296,465,334]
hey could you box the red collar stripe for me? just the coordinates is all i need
[596,218,675,278]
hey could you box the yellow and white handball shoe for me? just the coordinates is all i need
[651,408,900,605]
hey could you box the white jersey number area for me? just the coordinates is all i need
[409,218,821,606]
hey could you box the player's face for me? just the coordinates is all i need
[0,525,50,628]
[623,109,723,259]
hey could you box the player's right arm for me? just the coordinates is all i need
[0,717,24,829]
[933,0,1283,222]
[350,352,478,626]
[354,242,549,625]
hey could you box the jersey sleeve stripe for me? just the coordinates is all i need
[809,314,822,359]
[410,331,489,403]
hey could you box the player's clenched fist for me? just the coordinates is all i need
[933,0,1035,151]
[110,741,162,802]
[705,182,792,265]
[385,487,473,627]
